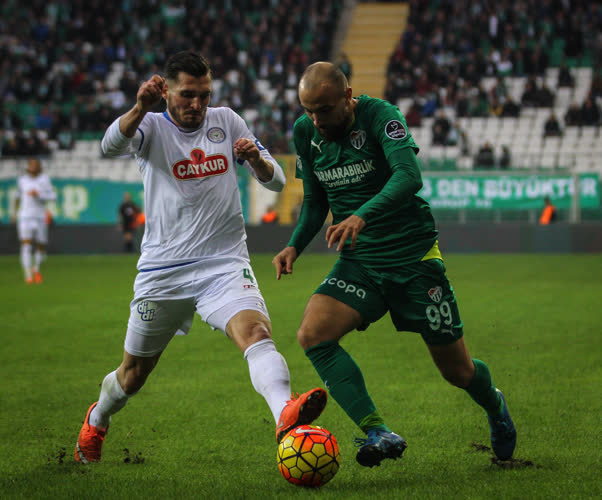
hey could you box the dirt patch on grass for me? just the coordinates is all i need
[47,447,67,465]
[471,442,542,469]
[123,448,145,464]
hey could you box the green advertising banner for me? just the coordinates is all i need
[0,172,597,223]
[419,173,600,209]
[0,175,249,224]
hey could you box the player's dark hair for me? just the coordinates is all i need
[164,51,211,82]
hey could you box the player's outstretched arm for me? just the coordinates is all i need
[272,246,298,280]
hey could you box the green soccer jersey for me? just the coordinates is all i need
[289,95,439,270]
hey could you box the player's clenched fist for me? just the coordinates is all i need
[137,75,165,111]
[233,138,260,163]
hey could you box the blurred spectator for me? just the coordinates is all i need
[467,88,489,117]
[557,63,575,88]
[421,90,440,117]
[499,145,511,169]
[489,76,508,102]
[489,95,503,117]
[537,83,555,108]
[35,106,54,131]
[474,141,496,169]
[544,112,562,137]
[56,127,75,150]
[431,110,451,145]
[446,121,470,156]
[521,77,540,107]
[580,96,601,126]
[335,52,352,84]
[539,196,557,225]
[564,103,582,126]
[501,97,521,117]
[261,206,279,224]
[404,100,422,127]
[1,135,21,157]
[118,192,142,253]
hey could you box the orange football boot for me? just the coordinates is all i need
[25,277,34,284]
[276,388,327,443]
[34,271,43,284]
[75,402,107,463]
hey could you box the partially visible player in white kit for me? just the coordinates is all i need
[75,51,327,464]
[13,158,56,284]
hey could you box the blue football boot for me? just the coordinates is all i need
[488,389,517,460]
[355,430,407,467]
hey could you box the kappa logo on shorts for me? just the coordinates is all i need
[322,277,367,299]
[137,301,156,321]
[428,286,443,303]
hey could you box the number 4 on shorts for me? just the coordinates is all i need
[243,268,255,283]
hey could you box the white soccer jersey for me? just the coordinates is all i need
[16,173,56,220]
[102,107,285,276]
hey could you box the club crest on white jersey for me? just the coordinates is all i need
[172,148,229,180]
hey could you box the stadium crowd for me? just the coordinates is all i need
[385,0,601,129]
[0,0,342,156]
[0,0,600,159]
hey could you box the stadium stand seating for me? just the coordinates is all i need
[379,0,600,174]
[0,0,599,184]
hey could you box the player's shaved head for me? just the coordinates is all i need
[299,62,348,96]
[298,61,355,142]
[26,158,41,176]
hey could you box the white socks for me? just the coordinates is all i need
[244,339,291,423]
[20,243,32,280]
[34,249,46,272]
[87,341,291,430]
[89,370,130,430]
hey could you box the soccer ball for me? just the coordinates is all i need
[277,425,340,487]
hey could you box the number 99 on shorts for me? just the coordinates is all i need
[426,300,453,333]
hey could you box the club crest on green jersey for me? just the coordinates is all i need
[428,286,443,303]
[349,130,366,150]
[385,120,407,140]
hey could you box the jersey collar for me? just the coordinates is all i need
[162,111,204,133]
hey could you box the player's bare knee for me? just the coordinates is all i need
[297,326,320,351]
[248,321,272,344]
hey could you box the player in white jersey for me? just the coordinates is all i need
[75,51,327,464]
[13,158,56,284]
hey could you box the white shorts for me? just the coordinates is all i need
[18,218,48,244]
[124,264,270,357]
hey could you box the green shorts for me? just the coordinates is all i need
[314,258,464,345]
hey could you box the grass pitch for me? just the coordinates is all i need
[0,253,600,499]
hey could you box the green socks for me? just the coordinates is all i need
[305,340,387,433]
[305,344,501,431]
[465,359,503,416]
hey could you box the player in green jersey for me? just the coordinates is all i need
[273,62,516,467]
